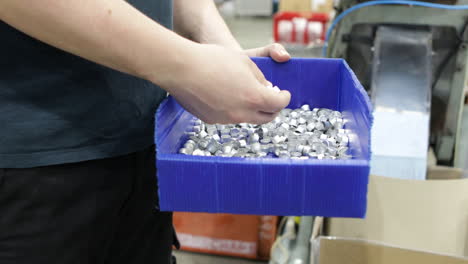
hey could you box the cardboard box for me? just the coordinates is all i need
[279,0,311,12]
[279,0,334,13]
[326,167,468,257]
[314,237,468,264]
[155,58,373,217]
[310,0,334,14]
[173,213,277,260]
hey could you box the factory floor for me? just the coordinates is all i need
[173,251,267,264]
[223,15,323,57]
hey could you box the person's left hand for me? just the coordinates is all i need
[244,43,291,63]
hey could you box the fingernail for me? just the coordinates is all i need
[265,81,273,89]
[280,49,290,57]
[272,86,281,92]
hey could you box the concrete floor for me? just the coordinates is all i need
[173,251,267,264]
[224,16,274,49]
[224,16,323,58]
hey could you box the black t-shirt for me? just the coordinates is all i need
[0,0,173,168]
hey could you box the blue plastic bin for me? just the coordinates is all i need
[155,58,372,217]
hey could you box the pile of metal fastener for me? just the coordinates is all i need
[179,105,351,159]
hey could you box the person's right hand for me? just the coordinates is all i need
[161,43,291,124]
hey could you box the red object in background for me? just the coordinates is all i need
[173,213,278,260]
[273,11,329,44]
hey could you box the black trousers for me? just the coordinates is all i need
[0,147,175,264]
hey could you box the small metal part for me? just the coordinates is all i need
[323,121,332,131]
[261,144,270,152]
[185,139,196,146]
[193,126,201,133]
[212,134,220,142]
[295,125,306,134]
[184,143,195,152]
[221,134,232,143]
[289,118,298,127]
[315,122,325,131]
[273,116,282,125]
[222,144,233,154]
[198,139,210,150]
[199,130,208,138]
[239,139,247,148]
[302,145,311,155]
[206,141,220,154]
[328,147,337,157]
[291,151,302,158]
[260,127,269,137]
[280,108,292,116]
[272,135,285,144]
[180,107,351,159]
[250,133,260,143]
[192,149,205,156]
[220,128,230,135]
[332,111,342,118]
[301,104,310,111]
[179,148,189,155]
[251,142,261,153]
[290,111,299,119]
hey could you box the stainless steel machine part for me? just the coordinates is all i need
[327,0,468,173]
[370,26,432,179]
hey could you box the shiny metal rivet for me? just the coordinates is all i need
[239,139,247,148]
[199,130,208,138]
[180,106,351,159]
[193,149,205,156]
[250,142,261,153]
[250,133,260,143]
[301,104,310,111]
[291,151,302,158]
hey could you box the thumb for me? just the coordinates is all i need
[258,88,291,113]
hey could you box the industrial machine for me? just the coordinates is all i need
[327,0,468,179]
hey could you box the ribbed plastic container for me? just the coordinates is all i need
[155,58,373,217]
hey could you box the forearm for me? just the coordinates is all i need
[0,0,194,87]
[173,0,241,50]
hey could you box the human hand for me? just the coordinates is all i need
[244,43,291,88]
[244,43,291,63]
[162,43,291,124]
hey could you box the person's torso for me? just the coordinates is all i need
[0,0,173,168]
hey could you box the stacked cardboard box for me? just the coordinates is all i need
[326,167,468,259]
